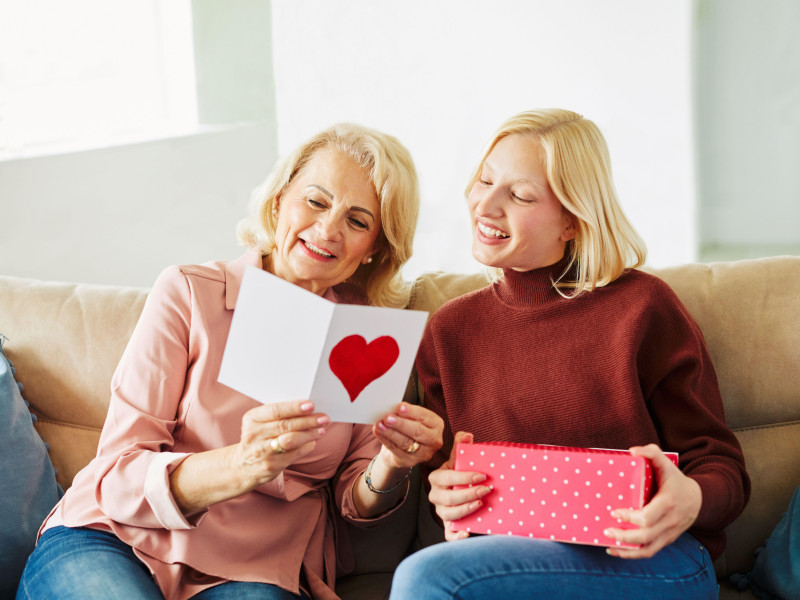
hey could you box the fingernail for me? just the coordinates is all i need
[470,500,482,510]
[318,428,327,436]
[476,486,492,497]
[378,422,388,431]
[399,403,408,413]
[301,402,314,411]
[386,415,397,424]
[471,474,487,484]
[317,416,330,426]
[603,529,613,537]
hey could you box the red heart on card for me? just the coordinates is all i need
[329,335,399,402]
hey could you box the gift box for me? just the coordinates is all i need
[451,441,678,548]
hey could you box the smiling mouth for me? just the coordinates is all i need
[302,239,335,258]
[477,222,510,239]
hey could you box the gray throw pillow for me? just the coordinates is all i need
[0,336,63,598]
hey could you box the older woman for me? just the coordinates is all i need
[389,109,749,600]
[17,123,443,600]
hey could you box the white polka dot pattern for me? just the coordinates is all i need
[451,442,678,548]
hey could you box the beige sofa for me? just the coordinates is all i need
[1,255,799,599]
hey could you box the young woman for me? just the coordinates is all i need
[389,109,749,600]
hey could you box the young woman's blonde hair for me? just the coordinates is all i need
[238,123,420,308]
[466,109,646,297]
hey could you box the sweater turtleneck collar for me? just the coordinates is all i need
[494,255,574,308]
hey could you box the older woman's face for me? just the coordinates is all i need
[271,148,381,295]
[468,133,575,271]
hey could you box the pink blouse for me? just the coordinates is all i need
[42,250,402,600]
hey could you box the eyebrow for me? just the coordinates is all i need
[482,160,549,192]
[306,184,376,220]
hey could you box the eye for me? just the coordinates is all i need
[479,178,492,186]
[306,197,326,209]
[511,191,535,204]
[348,216,368,230]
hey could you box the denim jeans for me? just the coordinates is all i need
[389,532,718,600]
[16,526,310,600]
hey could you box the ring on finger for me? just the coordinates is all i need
[270,438,286,454]
[406,440,421,454]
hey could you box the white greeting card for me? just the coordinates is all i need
[218,266,428,423]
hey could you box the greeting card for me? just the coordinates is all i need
[452,441,678,548]
[218,266,428,423]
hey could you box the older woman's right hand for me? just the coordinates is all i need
[428,431,493,541]
[232,400,330,488]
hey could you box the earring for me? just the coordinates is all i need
[271,207,278,218]
[366,256,373,264]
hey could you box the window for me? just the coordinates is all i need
[0,0,196,159]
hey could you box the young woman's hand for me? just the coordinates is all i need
[603,443,702,558]
[427,431,492,541]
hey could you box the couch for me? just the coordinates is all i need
[1,255,799,599]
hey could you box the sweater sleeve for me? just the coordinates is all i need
[416,318,455,481]
[88,265,204,530]
[638,282,750,532]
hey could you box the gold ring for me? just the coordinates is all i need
[406,441,421,454]
[270,438,286,454]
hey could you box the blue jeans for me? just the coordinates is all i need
[389,532,718,600]
[16,526,310,600]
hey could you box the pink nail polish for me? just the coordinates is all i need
[386,415,397,424]
[317,416,330,426]
[300,402,314,411]
[378,422,388,431]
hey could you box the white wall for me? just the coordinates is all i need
[272,0,696,278]
[695,0,800,255]
[0,124,275,287]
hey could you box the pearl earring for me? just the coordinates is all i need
[366,257,373,264]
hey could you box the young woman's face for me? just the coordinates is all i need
[270,148,381,295]
[467,133,575,271]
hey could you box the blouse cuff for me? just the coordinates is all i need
[144,452,208,530]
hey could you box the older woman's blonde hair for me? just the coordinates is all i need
[238,123,420,308]
[467,109,646,297]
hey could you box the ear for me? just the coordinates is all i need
[560,214,577,243]
[362,241,382,265]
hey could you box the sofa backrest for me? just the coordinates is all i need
[0,275,147,489]
[407,256,800,577]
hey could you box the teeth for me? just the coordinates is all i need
[478,222,509,238]
[305,241,334,257]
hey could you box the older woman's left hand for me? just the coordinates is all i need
[373,402,443,469]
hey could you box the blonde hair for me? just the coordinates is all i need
[467,109,646,297]
[238,123,420,308]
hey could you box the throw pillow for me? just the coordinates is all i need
[731,484,800,599]
[0,336,63,598]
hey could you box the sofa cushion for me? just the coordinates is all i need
[0,336,63,597]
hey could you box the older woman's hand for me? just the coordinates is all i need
[602,444,702,559]
[231,400,330,487]
[428,431,492,541]
[373,402,444,469]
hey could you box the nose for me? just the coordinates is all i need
[317,210,344,241]
[472,183,503,218]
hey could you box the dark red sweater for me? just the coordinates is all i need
[416,260,750,559]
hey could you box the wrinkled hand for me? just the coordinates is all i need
[372,402,444,470]
[427,431,492,541]
[231,400,329,488]
[604,444,702,558]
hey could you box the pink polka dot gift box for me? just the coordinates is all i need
[451,441,678,548]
